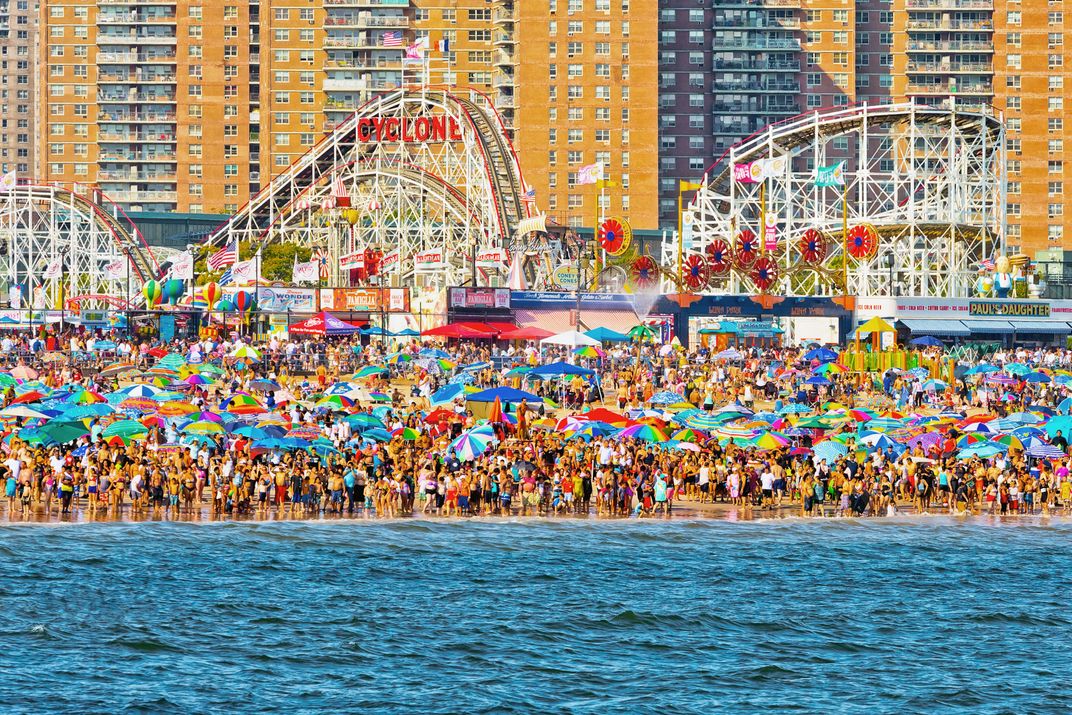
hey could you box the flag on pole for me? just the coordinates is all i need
[169,250,194,280]
[814,161,846,188]
[438,38,450,53]
[382,31,402,47]
[0,170,16,191]
[522,187,536,203]
[207,240,238,270]
[218,268,234,286]
[231,259,260,284]
[104,257,127,279]
[405,37,428,61]
[43,259,62,279]
[292,258,319,284]
[576,163,604,186]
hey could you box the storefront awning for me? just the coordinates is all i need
[960,319,1013,334]
[898,319,970,337]
[1006,320,1070,335]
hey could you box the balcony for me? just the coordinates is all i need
[715,17,801,29]
[324,0,410,5]
[102,190,178,203]
[906,40,993,52]
[351,14,409,28]
[714,79,799,92]
[906,82,993,94]
[712,36,801,50]
[715,0,800,6]
[905,18,993,30]
[99,153,177,162]
[712,102,800,114]
[906,0,992,7]
[907,61,991,73]
[96,33,178,45]
[99,132,176,142]
[98,93,176,104]
[99,11,177,23]
[714,58,800,72]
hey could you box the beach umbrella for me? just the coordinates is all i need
[813,362,847,376]
[361,428,392,443]
[449,429,496,461]
[182,420,225,435]
[36,420,90,445]
[992,434,1024,450]
[649,390,684,406]
[1004,363,1031,376]
[906,432,942,450]
[157,402,199,417]
[102,419,149,439]
[1006,411,1043,426]
[753,432,790,450]
[1025,437,1065,459]
[802,347,838,362]
[670,428,702,443]
[0,405,51,419]
[574,345,606,359]
[528,361,596,378]
[230,425,268,439]
[221,393,264,411]
[430,384,468,406]
[353,366,388,379]
[714,348,744,361]
[628,324,658,342]
[1043,415,1072,439]
[393,427,421,441]
[7,366,38,383]
[118,397,158,413]
[805,375,831,386]
[467,386,541,403]
[909,336,943,347]
[957,443,1006,459]
[813,440,848,463]
[921,379,947,391]
[348,413,387,429]
[369,391,392,403]
[778,403,811,414]
[987,374,1016,385]
[1023,372,1051,383]
[584,327,631,343]
[386,352,412,365]
[487,396,505,424]
[121,384,163,398]
[230,345,261,360]
[316,395,354,411]
[965,363,998,375]
[860,433,899,450]
[616,424,669,443]
[184,374,211,386]
[684,413,728,431]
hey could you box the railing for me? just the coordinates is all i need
[907,40,993,51]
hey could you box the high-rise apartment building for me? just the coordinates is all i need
[0,0,36,177]
[508,0,659,230]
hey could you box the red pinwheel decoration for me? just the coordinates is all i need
[598,217,631,256]
[630,255,659,289]
[846,224,879,259]
[705,239,732,275]
[751,256,779,292]
[680,253,710,291]
[799,229,827,263]
[735,229,758,268]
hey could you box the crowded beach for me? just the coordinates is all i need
[2,323,1072,523]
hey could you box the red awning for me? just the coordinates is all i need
[498,326,554,340]
[422,323,498,338]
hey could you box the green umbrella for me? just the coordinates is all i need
[102,419,149,438]
[40,420,91,445]
[628,324,657,341]
[182,420,225,435]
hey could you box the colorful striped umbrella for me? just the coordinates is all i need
[449,429,496,461]
[616,424,669,442]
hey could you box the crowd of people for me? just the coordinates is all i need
[3,326,1072,523]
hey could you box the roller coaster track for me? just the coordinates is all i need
[1,183,159,282]
[206,87,527,250]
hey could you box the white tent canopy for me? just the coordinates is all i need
[540,330,601,347]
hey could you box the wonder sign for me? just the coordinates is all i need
[356,116,464,144]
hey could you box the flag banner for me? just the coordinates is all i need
[764,214,779,251]
[405,37,428,61]
[380,249,400,273]
[576,163,604,185]
[438,38,450,53]
[104,257,127,279]
[231,259,260,283]
[414,249,445,271]
[170,251,194,280]
[208,240,238,270]
[681,213,694,250]
[8,285,20,310]
[292,259,319,284]
[43,259,62,279]
[0,170,15,191]
[339,252,366,270]
[476,248,510,268]
[382,31,402,47]
[814,161,846,187]
[733,157,787,183]
[522,187,536,203]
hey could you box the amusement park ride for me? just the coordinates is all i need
[0,90,1009,310]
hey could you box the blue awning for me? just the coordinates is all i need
[960,319,1013,334]
[1006,320,1070,335]
[898,319,970,337]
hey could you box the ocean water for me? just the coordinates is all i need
[2,517,1071,714]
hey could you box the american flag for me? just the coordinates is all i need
[522,187,536,203]
[382,31,402,48]
[207,240,238,271]
[980,257,996,271]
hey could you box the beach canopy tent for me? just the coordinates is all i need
[541,330,601,347]
[423,323,498,339]
[289,312,364,336]
[467,386,542,403]
[499,326,555,341]
[422,322,519,339]
[584,327,631,343]
[528,361,596,378]
[909,335,944,347]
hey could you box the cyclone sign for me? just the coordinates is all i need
[598,217,632,257]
